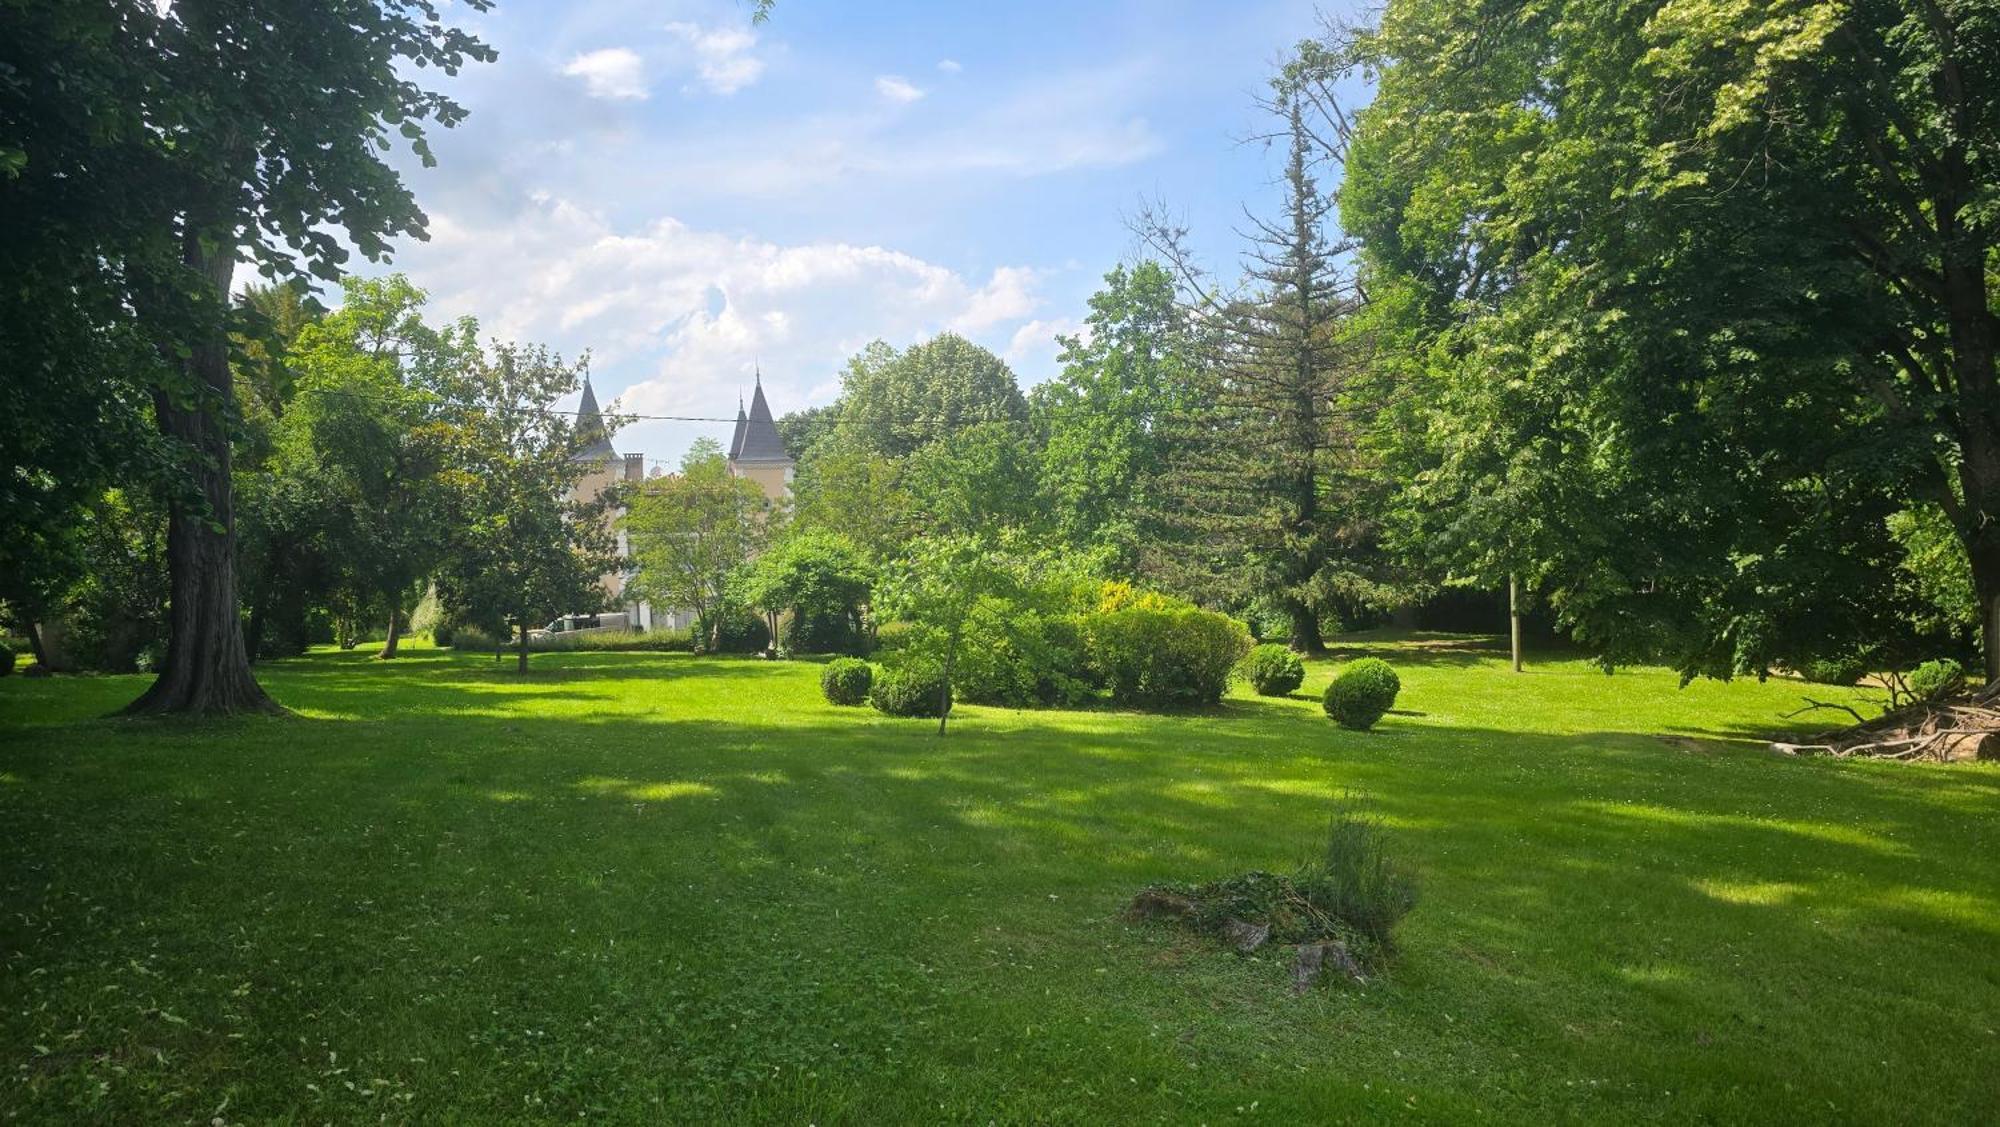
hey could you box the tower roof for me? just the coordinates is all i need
[733,373,791,464]
[574,374,618,462]
[727,395,748,461]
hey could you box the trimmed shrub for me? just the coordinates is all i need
[1802,654,1869,687]
[1323,658,1401,730]
[0,640,14,677]
[430,622,457,648]
[1084,604,1253,709]
[1241,643,1305,696]
[821,657,874,705]
[870,659,952,718]
[1905,658,1966,702]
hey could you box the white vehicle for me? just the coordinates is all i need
[531,611,631,639]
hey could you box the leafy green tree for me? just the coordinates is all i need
[788,445,914,562]
[738,531,876,655]
[1031,262,1198,571]
[623,440,774,651]
[279,276,477,658]
[434,344,619,674]
[0,1,494,714]
[876,533,1017,735]
[826,335,1029,459]
[1338,0,1996,679]
[775,405,842,461]
[903,420,1045,538]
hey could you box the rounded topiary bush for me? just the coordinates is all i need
[1802,654,1868,687]
[1322,657,1401,730]
[821,657,874,706]
[1241,643,1305,696]
[870,660,952,718]
[1905,658,1965,701]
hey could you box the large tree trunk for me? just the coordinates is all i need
[515,617,529,674]
[22,621,50,670]
[378,606,403,659]
[1287,600,1324,655]
[123,239,280,717]
[1941,201,2000,685]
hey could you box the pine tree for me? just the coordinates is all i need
[1144,79,1386,652]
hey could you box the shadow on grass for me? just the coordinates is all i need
[4,646,2000,1121]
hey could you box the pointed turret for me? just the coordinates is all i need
[735,372,789,464]
[727,392,748,461]
[573,374,618,462]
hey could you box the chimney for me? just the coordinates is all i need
[625,452,644,482]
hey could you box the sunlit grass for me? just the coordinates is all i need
[1,636,1995,1122]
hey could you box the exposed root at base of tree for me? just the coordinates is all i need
[1125,872,1385,994]
[1771,682,2000,762]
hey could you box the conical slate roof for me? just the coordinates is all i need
[574,375,618,462]
[727,397,748,461]
[734,375,790,464]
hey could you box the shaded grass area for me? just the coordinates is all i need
[2,641,1997,1123]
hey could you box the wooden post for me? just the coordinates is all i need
[1509,574,1523,673]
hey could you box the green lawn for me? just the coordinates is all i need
[2,638,1996,1123]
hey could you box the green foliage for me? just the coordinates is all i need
[1084,604,1252,709]
[903,420,1044,537]
[1322,658,1401,730]
[1802,655,1869,688]
[625,440,774,651]
[820,657,874,706]
[1295,804,1419,952]
[705,604,771,655]
[0,641,13,677]
[1031,262,1197,571]
[1888,505,1980,638]
[1904,659,1966,703]
[1340,0,2000,680]
[431,345,621,670]
[827,334,1028,460]
[951,598,1093,708]
[2,0,495,712]
[1241,643,1306,696]
[739,532,874,656]
[869,658,951,718]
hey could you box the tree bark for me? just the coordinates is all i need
[515,617,529,674]
[1940,201,2000,684]
[122,237,280,717]
[1509,574,1523,673]
[22,621,50,670]
[1287,600,1325,655]
[378,606,403,659]
[937,628,958,737]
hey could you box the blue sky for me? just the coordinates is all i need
[378,0,1360,463]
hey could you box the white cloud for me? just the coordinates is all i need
[936,58,963,73]
[950,266,1040,333]
[561,47,648,101]
[874,75,926,104]
[407,195,1050,459]
[1006,317,1085,371]
[664,21,764,95]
